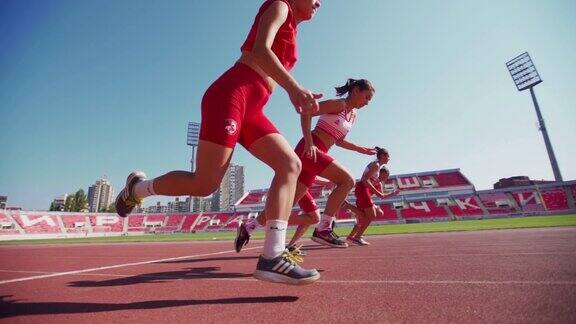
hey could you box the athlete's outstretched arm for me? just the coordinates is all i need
[335,139,376,155]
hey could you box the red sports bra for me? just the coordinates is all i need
[240,0,298,71]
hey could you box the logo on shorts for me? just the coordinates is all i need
[224,119,238,135]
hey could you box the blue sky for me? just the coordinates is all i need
[1,0,575,210]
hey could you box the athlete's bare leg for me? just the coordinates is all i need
[152,140,233,196]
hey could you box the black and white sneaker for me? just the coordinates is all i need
[253,252,320,285]
[234,221,251,253]
[311,229,349,248]
[115,171,146,218]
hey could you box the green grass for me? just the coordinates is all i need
[1,215,575,245]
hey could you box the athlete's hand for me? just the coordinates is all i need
[358,147,376,155]
[288,86,322,115]
[302,141,318,163]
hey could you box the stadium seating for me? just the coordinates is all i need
[0,212,19,234]
[395,176,422,191]
[449,196,485,217]
[419,175,438,188]
[478,193,517,215]
[540,188,569,210]
[400,200,450,219]
[127,215,146,232]
[0,170,573,239]
[237,190,267,205]
[89,215,124,232]
[180,214,201,232]
[0,212,10,223]
[433,172,471,187]
[375,203,399,221]
[145,214,166,224]
[61,214,88,233]
[165,215,185,227]
[223,213,247,230]
[511,190,546,213]
[203,213,235,231]
[12,212,61,234]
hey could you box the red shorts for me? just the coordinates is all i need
[297,192,318,213]
[294,134,334,188]
[199,63,279,149]
[355,181,375,209]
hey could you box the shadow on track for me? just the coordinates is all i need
[68,266,252,287]
[158,255,258,264]
[0,295,299,318]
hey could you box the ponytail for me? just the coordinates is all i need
[335,78,375,97]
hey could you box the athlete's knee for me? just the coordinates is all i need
[336,173,355,191]
[274,152,302,176]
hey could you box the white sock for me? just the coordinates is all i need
[316,213,334,231]
[262,220,288,259]
[245,219,261,234]
[133,180,156,199]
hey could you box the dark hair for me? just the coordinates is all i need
[379,165,389,175]
[335,78,374,97]
[375,146,389,158]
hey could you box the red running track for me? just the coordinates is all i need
[0,227,575,323]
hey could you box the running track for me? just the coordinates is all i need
[1,227,575,322]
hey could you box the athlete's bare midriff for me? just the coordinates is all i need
[237,52,278,93]
[312,128,337,150]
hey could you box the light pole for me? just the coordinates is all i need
[506,52,563,182]
[187,122,200,172]
[187,122,200,211]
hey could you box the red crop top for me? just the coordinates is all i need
[240,0,298,71]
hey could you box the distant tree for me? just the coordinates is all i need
[106,204,116,213]
[49,202,58,211]
[73,189,88,212]
[64,195,75,212]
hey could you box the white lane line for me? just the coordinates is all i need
[311,252,576,259]
[0,246,262,285]
[0,270,55,274]
[316,280,576,285]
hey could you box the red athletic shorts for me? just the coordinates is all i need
[199,63,279,149]
[294,134,334,188]
[355,181,375,209]
[297,191,318,213]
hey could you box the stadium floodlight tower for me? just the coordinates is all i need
[187,122,201,172]
[506,52,563,182]
[186,122,201,212]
